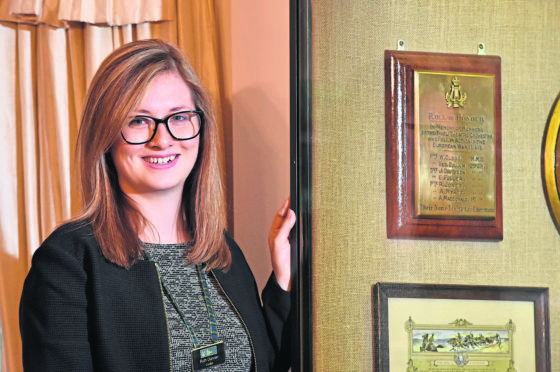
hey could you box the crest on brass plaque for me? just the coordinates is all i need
[445,76,467,108]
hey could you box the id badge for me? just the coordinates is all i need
[192,341,225,370]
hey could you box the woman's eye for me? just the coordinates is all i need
[128,117,148,127]
[171,114,189,122]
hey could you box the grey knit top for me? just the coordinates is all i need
[143,242,253,371]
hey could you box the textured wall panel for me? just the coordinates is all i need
[310,1,560,370]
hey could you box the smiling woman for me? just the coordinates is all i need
[19,39,295,372]
[0,3,241,370]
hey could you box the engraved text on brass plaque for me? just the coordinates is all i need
[414,71,496,219]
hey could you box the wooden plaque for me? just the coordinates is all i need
[385,50,502,240]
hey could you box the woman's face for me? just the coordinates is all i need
[110,71,200,198]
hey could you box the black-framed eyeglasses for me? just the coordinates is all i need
[121,110,204,145]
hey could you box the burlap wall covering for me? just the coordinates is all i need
[310,1,560,370]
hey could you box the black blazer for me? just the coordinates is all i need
[20,222,290,371]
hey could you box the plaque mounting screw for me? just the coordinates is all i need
[477,42,486,55]
[397,39,405,50]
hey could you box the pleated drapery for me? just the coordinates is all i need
[0,1,229,370]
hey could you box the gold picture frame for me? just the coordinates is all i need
[542,92,560,232]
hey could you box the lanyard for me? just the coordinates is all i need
[144,251,219,348]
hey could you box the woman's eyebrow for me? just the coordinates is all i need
[130,106,193,116]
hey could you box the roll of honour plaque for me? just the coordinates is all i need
[415,72,496,219]
[385,50,502,240]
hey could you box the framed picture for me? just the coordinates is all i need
[372,283,550,371]
[385,50,503,240]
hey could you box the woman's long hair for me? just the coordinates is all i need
[74,39,230,270]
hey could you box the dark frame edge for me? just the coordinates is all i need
[372,283,551,372]
[290,0,312,371]
[535,287,551,372]
[372,283,390,371]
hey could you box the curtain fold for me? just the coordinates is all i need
[6,0,171,26]
[8,0,42,20]
[0,1,230,370]
[17,24,40,258]
[58,0,173,26]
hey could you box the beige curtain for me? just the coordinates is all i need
[0,1,230,371]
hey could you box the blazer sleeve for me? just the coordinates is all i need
[19,242,94,371]
[261,272,291,372]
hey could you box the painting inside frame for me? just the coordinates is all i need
[372,283,550,372]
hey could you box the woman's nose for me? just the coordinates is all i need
[149,123,174,148]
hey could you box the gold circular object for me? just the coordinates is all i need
[542,93,560,232]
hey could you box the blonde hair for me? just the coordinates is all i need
[74,39,229,269]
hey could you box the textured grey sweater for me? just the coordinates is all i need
[143,242,252,371]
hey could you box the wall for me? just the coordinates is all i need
[230,1,290,290]
[311,1,560,370]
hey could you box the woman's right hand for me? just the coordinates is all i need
[268,198,296,291]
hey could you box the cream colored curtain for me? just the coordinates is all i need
[0,1,229,371]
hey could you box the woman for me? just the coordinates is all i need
[19,39,295,371]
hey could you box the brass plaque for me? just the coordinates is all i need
[414,71,496,219]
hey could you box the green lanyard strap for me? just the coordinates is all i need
[145,252,220,348]
[197,266,219,341]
